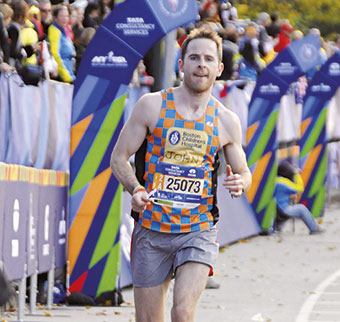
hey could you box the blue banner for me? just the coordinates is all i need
[298,51,340,216]
[245,35,321,230]
[69,0,199,297]
[2,182,29,280]
[37,186,56,274]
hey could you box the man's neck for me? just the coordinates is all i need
[173,84,212,120]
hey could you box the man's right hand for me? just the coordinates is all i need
[131,190,150,212]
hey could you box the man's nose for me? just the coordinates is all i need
[197,57,207,67]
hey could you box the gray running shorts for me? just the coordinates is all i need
[131,223,219,288]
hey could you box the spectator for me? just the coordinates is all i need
[266,12,280,38]
[75,26,95,71]
[238,23,259,54]
[217,25,239,81]
[83,2,100,29]
[98,0,114,24]
[70,5,84,47]
[274,160,323,234]
[236,39,265,82]
[38,0,52,39]
[220,0,237,23]
[0,3,13,73]
[257,12,274,62]
[7,0,40,68]
[291,29,304,42]
[200,1,223,31]
[274,22,293,53]
[48,5,76,83]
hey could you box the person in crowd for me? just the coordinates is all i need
[257,12,275,63]
[48,5,75,83]
[75,26,95,71]
[217,25,238,81]
[236,39,265,82]
[98,0,114,24]
[0,3,13,73]
[111,25,251,322]
[274,21,293,53]
[291,29,304,42]
[83,2,100,29]
[238,23,259,54]
[200,0,223,31]
[220,0,237,24]
[274,160,323,234]
[7,0,40,69]
[28,4,44,40]
[38,0,52,39]
[266,12,280,39]
[70,5,84,46]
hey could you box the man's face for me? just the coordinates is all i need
[179,38,223,93]
[40,2,52,23]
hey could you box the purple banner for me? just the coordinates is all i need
[26,184,39,277]
[37,185,56,274]
[2,182,29,280]
[53,186,68,269]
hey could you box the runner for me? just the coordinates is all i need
[111,25,252,322]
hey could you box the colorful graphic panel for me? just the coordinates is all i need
[69,0,199,297]
[245,35,321,230]
[299,52,340,217]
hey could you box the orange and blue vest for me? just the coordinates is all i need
[133,88,221,233]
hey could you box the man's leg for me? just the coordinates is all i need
[171,262,210,322]
[134,278,171,322]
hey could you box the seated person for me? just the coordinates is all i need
[274,160,323,234]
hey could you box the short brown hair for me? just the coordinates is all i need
[181,25,223,62]
[0,3,13,20]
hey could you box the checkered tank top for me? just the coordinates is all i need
[137,88,221,233]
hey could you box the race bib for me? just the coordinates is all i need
[150,127,208,209]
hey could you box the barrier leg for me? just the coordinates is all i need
[29,266,38,315]
[17,264,27,322]
[46,250,55,310]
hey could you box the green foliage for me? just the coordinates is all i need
[236,0,340,36]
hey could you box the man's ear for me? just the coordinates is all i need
[178,59,184,73]
[217,62,224,77]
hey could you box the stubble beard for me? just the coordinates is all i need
[184,74,214,94]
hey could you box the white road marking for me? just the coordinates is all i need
[296,268,340,322]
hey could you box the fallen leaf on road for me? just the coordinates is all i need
[328,246,336,251]
[96,311,107,316]
[44,312,52,317]
[239,239,251,243]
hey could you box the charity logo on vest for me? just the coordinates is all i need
[164,128,208,166]
[169,130,180,145]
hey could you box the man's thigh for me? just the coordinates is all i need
[134,278,171,322]
[173,261,210,308]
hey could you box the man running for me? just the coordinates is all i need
[111,25,252,322]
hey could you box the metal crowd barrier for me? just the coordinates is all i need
[0,163,68,321]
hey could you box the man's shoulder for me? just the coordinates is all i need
[137,90,162,110]
[216,99,239,124]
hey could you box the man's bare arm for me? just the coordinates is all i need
[110,93,161,194]
[218,104,252,196]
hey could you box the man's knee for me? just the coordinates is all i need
[171,303,194,322]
